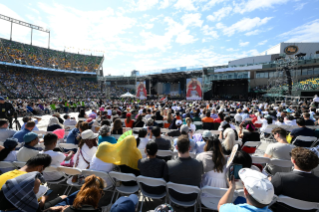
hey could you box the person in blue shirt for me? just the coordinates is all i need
[21,116,41,131]
[98,125,117,145]
[218,168,274,212]
[13,121,36,143]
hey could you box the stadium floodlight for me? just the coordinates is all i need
[0,14,51,49]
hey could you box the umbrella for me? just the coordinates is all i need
[120,92,136,98]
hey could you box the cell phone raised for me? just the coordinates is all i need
[228,164,243,180]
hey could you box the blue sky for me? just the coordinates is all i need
[0,0,319,75]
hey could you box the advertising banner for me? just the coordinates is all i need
[186,78,202,100]
[136,81,147,100]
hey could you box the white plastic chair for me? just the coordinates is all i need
[157,150,176,158]
[241,141,261,154]
[271,195,319,210]
[59,143,78,150]
[293,136,317,147]
[0,161,16,169]
[166,182,201,212]
[108,171,139,207]
[43,165,67,185]
[64,125,76,131]
[136,176,167,212]
[252,156,271,164]
[269,159,293,168]
[57,166,82,195]
[200,186,238,211]
[82,169,115,191]
[12,161,26,168]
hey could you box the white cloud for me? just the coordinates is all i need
[159,0,175,9]
[174,0,197,11]
[258,40,268,45]
[175,30,198,44]
[294,2,307,10]
[279,19,319,42]
[245,29,261,36]
[202,25,219,38]
[139,23,154,29]
[233,0,289,14]
[207,6,232,22]
[239,41,249,46]
[226,48,239,52]
[218,17,272,36]
[135,0,159,11]
[202,0,229,11]
[181,13,203,27]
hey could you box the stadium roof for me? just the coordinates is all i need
[146,70,202,81]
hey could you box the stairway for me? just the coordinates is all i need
[20,44,31,65]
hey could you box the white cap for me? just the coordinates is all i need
[175,120,183,126]
[239,168,274,205]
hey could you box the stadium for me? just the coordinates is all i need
[2,4,319,212]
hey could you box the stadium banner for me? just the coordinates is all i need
[136,81,147,100]
[186,78,202,101]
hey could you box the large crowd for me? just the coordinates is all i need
[1,97,319,211]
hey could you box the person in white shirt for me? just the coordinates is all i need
[73,129,98,169]
[40,133,74,181]
[234,109,242,124]
[137,128,149,150]
[63,114,77,126]
[16,132,39,162]
[0,138,19,173]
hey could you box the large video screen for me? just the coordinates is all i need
[136,81,147,100]
[186,78,202,100]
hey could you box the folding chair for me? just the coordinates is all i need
[108,171,139,207]
[0,161,16,174]
[251,156,271,164]
[12,161,26,168]
[200,186,238,211]
[59,143,78,150]
[43,165,67,186]
[166,182,201,212]
[136,176,167,212]
[241,141,261,154]
[267,159,293,174]
[270,195,319,210]
[82,169,115,192]
[293,136,318,147]
[156,150,176,158]
[57,166,82,195]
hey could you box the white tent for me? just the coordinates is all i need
[120,92,136,98]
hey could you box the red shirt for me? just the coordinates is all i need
[125,120,134,128]
[213,118,221,123]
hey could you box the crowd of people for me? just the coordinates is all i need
[0,38,102,72]
[1,97,319,211]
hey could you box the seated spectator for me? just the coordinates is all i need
[183,117,196,134]
[133,115,144,128]
[78,109,88,119]
[138,142,168,194]
[137,128,149,150]
[47,117,62,132]
[219,123,238,140]
[88,109,97,119]
[0,118,16,141]
[152,126,171,150]
[62,175,106,212]
[13,121,36,143]
[275,116,285,126]
[40,133,74,181]
[21,116,41,131]
[218,168,274,212]
[16,132,39,161]
[241,109,250,121]
[111,118,123,135]
[196,130,212,154]
[64,114,77,126]
[73,129,98,169]
[110,194,138,212]
[155,110,163,120]
[53,112,64,124]
[234,109,243,124]
[98,125,117,145]
[125,113,134,128]
[222,128,239,155]
[303,112,314,126]
[210,109,218,119]
[173,126,197,153]
[289,118,315,142]
[167,120,183,137]
[213,112,224,123]
[167,136,203,202]
[66,121,86,144]
[264,127,295,175]
[239,121,260,146]
[0,138,19,174]
[196,136,227,188]
[270,147,319,212]
[202,111,214,123]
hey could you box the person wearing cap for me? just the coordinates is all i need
[218,168,274,212]
[167,120,183,137]
[16,132,40,162]
[0,96,15,129]
[269,147,319,212]
[167,136,203,202]
[0,138,19,173]
[0,118,16,141]
[173,125,197,153]
[13,121,36,143]
[98,125,117,145]
[73,129,98,169]
[125,113,134,128]
[196,130,212,153]
[110,194,138,212]
[152,126,171,150]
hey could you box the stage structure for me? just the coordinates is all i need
[267,54,299,95]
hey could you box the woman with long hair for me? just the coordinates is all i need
[124,113,134,128]
[63,175,106,212]
[222,128,240,155]
[155,110,163,120]
[73,129,98,169]
[0,138,18,174]
[196,136,227,188]
[166,111,173,124]
[239,120,260,146]
[47,117,62,132]
[133,114,144,128]
[111,118,123,135]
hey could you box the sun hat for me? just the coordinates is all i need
[175,120,182,126]
[23,132,38,143]
[81,129,99,140]
[202,130,212,138]
[239,168,274,205]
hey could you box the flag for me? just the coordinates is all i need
[160,96,167,103]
